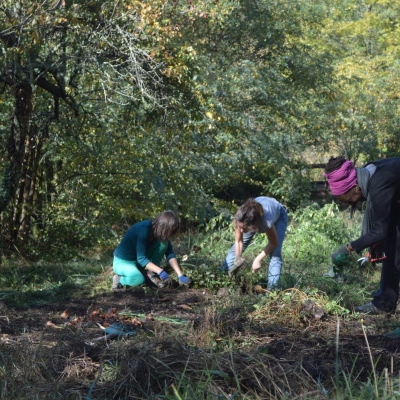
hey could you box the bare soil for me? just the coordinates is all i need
[1,283,400,399]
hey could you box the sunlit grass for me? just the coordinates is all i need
[0,203,396,399]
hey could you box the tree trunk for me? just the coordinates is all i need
[1,80,33,253]
[18,124,40,241]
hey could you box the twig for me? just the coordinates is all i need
[361,324,378,398]
[335,318,340,400]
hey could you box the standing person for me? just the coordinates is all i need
[222,197,288,289]
[112,210,190,290]
[324,156,400,314]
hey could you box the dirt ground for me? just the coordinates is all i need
[1,283,400,398]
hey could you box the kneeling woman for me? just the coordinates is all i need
[112,210,189,289]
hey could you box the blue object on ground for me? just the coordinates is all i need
[104,322,136,337]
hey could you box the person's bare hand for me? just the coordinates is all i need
[252,259,262,273]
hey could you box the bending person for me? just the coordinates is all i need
[112,210,190,290]
[222,197,288,289]
[325,156,400,314]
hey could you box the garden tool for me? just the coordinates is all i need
[357,253,387,266]
[357,246,387,266]
[357,243,387,266]
[357,244,387,266]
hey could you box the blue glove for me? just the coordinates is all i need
[158,270,170,281]
[178,275,190,284]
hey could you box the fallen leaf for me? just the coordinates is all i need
[46,321,62,329]
[60,310,68,319]
[146,314,154,321]
[131,317,143,326]
[254,285,265,293]
[69,317,82,326]
[178,304,192,310]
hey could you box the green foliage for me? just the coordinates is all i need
[1,0,400,260]
[170,202,375,315]
[0,199,397,399]
[268,166,313,209]
[311,0,400,160]
[188,264,235,292]
[285,202,361,266]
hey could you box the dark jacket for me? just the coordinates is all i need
[351,157,400,252]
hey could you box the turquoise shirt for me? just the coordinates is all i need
[114,220,176,267]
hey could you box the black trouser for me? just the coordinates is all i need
[372,225,400,311]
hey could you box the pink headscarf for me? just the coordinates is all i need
[324,160,357,196]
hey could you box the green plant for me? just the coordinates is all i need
[189,264,235,292]
[285,203,362,267]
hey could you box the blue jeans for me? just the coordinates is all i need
[222,205,288,288]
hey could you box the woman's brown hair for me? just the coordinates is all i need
[234,198,263,232]
[150,210,179,242]
[325,155,346,173]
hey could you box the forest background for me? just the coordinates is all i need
[2,2,400,399]
[1,0,399,261]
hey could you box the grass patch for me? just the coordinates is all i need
[0,203,396,399]
[0,261,110,308]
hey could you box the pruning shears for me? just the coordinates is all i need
[357,250,387,266]
[357,242,387,266]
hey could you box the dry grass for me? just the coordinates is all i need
[1,261,400,399]
[0,290,329,400]
[2,293,399,400]
[0,339,328,399]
